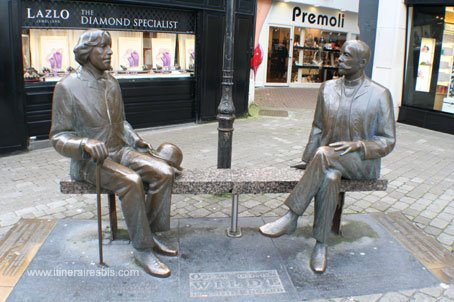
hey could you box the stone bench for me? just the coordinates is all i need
[60,167,387,238]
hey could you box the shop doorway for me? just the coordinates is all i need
[266,26,291,85]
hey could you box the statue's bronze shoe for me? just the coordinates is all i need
[152,235,178,256]
[259,213,297,238]
[310,242,327,273]
[134,249,171,278]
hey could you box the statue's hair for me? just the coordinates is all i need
[73,29,111,66]
[345,40,371,64]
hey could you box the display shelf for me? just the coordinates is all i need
[322,48,340,52]
[293,45,340,52]
[292,47,339,83]
[25,71,193,84]
[294,64,321,69]
[290,28,345,84]
[293,45,318,50]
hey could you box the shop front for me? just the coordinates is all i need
[254,1,359,87]
[400,0,454,134]
[0,0,256,152]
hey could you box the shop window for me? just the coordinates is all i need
[291,27,346,84]
[404,5,454,114]
[22,29,195,83]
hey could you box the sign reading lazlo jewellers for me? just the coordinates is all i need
[22,0,195,33]
[292,7,345,28]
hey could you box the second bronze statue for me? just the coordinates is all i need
[260,40,396,273]
[49,29,183,278]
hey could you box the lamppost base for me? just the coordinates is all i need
[226,227,242,238]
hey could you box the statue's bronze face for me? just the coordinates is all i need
[338,42,364,77]
[88,34,113,72]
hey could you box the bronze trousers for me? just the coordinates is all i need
[285,146,375,243]
[84,147,174,250]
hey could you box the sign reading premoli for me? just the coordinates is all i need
[22,0,195,33]
[292,7,345,28]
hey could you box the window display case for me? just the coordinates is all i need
[22,29,195,84]
[436,27,454,113]
[291,27,345,84]
[415,37,436,93]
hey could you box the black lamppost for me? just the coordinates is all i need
[218,0,241,237]
[217,0,236,169]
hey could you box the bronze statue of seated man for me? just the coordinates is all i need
[50,29,182,278]
[259,40,396,273]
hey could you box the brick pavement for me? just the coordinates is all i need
[0,87,453,301]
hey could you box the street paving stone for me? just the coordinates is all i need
[420,286,449,297]
[411,293,437,301]
[377,292,408,302]
[0,87,453,300]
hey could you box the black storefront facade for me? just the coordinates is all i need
[401,0,454,134]
[0,0,256,153]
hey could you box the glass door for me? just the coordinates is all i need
[266,26,291,84]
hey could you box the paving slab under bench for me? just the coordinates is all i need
[8,214,441,302]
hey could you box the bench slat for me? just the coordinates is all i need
[60,167,387,195]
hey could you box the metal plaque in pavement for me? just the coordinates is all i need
[373,212,454,283]
[0,219,56,302]
[0,219,57,287]
[189,270,286,298]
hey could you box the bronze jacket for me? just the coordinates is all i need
[301,76,396,179]
[49,67,141,180]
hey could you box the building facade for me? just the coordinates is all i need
[0,0,256,153]
[359,0,452,134]
[253,0,359,88]
[253,0,453,134]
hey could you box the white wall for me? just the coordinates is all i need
[371,0,407,117]
[285,0,359,13]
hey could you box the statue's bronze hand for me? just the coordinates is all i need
[329,141,362,156]
[83,139,108,164]
[291,161,307,170]
[135,139,153,152]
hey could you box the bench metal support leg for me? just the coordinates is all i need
[108,194,118,241]
[226,194,242,238]
[331,192,345,235]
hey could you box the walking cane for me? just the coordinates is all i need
[95,161,105,266]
